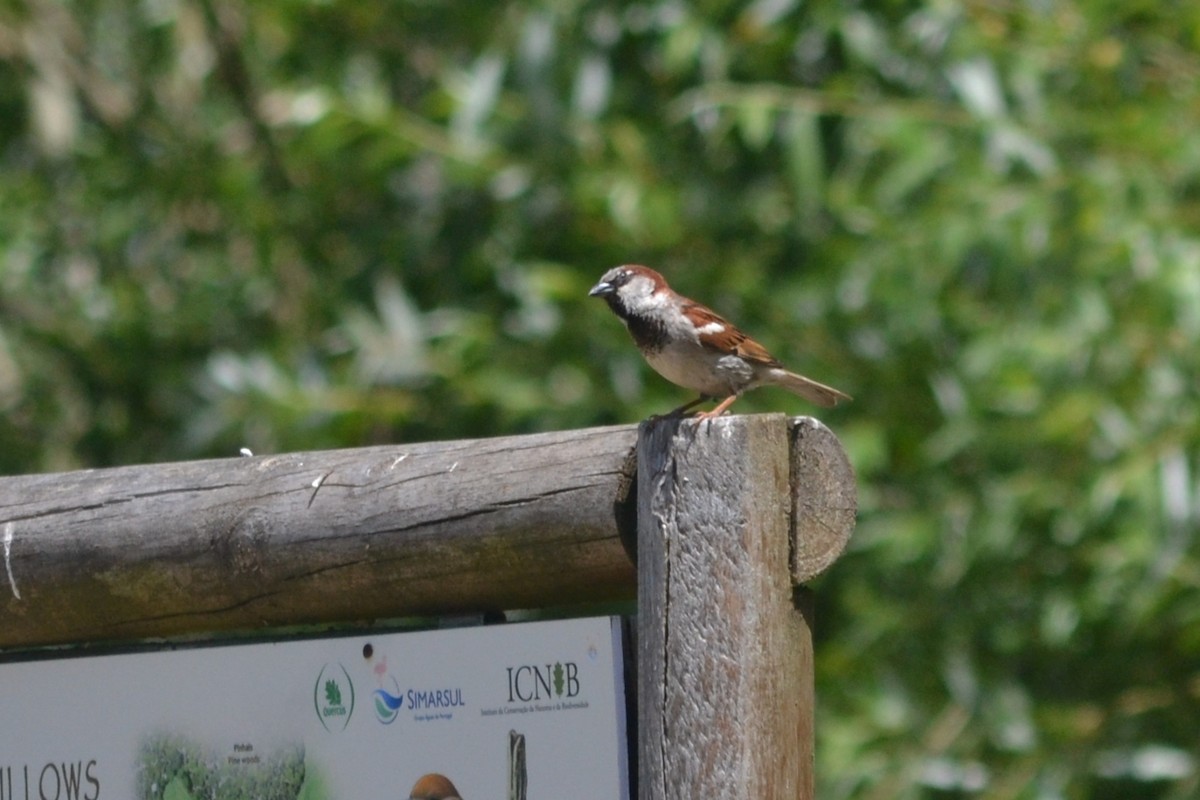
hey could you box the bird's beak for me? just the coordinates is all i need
[589,280,614,297]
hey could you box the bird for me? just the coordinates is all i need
[589,264,850,419]
[408,773,462,800]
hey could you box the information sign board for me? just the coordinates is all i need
[0,616,628,800]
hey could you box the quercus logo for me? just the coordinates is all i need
[313,663,355,732]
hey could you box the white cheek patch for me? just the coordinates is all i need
[695,321,725,336]
[619,280,670,314]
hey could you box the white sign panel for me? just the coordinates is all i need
[0,616,629,800]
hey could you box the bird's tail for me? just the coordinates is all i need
[767,368,852,408]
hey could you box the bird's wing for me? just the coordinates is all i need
[685,300,782,367]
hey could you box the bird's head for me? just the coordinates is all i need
[589,264,670,318]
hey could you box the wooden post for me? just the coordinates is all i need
[636,413,854,799]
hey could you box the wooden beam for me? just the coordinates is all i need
[0,415,853,653]
[637,414,843,800]
[0,425,641,648]
[790,416,857,583]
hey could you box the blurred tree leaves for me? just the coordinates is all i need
[2,0,1199,797]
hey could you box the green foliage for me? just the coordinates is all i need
[3,1,1199,797]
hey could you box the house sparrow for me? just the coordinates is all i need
[589,265,850,418]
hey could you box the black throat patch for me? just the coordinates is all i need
[618,310,668,353]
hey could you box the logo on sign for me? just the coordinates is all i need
[373,676,405,725]
[506,662,581,702]
[313,663,355,732]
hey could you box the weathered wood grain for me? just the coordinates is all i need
[637,414,818,800]
[0,425,641,648]
[790,416,858,583]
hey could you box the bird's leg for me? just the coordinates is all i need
[664,395,709,417]
[694,394,739,420]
